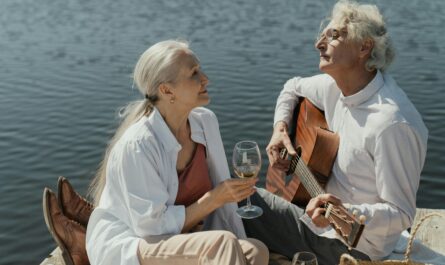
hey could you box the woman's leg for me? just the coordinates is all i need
[138,230,251,265]
[239,238,269,265]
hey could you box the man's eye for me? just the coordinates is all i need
[332,29,340,39]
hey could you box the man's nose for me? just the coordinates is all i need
[315,38,326,51]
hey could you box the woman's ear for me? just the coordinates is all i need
[159,83,174,98]
[360,39,374,58]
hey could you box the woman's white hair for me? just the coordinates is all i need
[89,40,194,204]
[328,0,395,72]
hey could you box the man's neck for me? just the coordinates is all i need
[331,69,377,97]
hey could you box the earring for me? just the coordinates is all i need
[170,97,175,104]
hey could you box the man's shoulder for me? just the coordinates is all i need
[368,74,427,138]
[286,73,335,86]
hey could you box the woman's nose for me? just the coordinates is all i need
[201,71,209,85]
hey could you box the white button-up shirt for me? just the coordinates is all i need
[274,71,428,260]
[86,107,246,265]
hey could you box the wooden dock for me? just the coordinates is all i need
[41,208,445,265]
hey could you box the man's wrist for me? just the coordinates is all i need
[274,121,288,132]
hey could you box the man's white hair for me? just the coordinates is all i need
[328,0,395,71]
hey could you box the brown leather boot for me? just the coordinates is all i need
[43,188,90,265]
[57,176,94,228]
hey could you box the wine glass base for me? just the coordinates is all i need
[236,205,263,219]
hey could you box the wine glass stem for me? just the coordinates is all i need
[246,196,252,209]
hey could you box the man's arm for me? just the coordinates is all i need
[268,75,332,170]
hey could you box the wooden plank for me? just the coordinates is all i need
[40,208,445,265]
[411,208,445,255]
[40,247,64,265]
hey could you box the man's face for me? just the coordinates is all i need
[315,22,362,76]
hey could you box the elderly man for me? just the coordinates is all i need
[241,0,428,264]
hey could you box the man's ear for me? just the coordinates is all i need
[360,39,374,58]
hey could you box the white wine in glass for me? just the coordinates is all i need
[232,140,263,219]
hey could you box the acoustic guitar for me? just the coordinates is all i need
[265,97,365,248]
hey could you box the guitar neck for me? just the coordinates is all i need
[289,154,325,198]
[288,151,365,248]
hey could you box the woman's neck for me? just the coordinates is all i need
[156,104,191,142]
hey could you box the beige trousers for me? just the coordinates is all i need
[137,230,269,265]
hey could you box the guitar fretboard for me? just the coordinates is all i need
[289,155,325,197]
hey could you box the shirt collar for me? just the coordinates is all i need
[148,107,181,152]
[147,107,206,152]
[188,111,206,146]
[340,70,384,107]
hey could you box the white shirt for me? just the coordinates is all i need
[274,71,428,260]
[86,107,246,265]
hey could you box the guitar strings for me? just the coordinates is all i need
[291,156,324,196]
[290,154,359,243]
[290,158,316,195]
[291,156,354,223]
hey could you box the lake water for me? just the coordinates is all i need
[0,0,444,263]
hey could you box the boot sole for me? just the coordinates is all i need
[43,187,75,265]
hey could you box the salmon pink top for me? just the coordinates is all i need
[175,143,212,207]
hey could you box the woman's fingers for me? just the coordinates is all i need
[216,178,258,203]
[233,186,256,201]
[225,177,257,186]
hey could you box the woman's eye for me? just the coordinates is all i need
[332,29,340,39]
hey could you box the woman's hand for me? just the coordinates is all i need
[183,178,257,233]
[305,193,342,228]
[209,178,258,208]
[266,121,296,172]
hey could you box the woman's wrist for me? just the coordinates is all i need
[199,190,221,212]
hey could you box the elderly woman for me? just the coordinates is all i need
[85,40,268,265]
[242,0,428,264]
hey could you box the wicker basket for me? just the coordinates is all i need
[339,213,443,265]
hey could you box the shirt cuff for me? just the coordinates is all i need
[163,204,186,234]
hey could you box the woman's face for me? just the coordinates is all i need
[169,51,210,110]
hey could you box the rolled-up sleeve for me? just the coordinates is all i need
[274,75,332,127]
[109,140,185,238]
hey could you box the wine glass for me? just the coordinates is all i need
[232,140,263,219]
[292,251,318,265]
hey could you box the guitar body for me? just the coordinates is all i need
[266,98,340,207]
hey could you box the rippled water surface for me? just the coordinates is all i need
[1,0,444,263]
